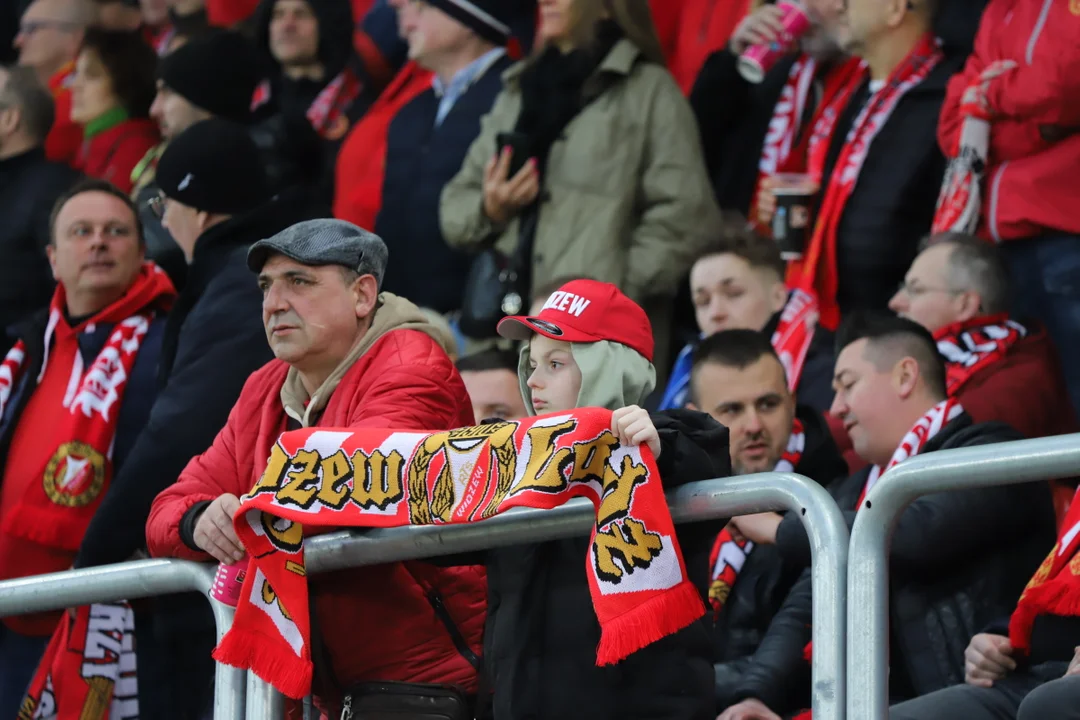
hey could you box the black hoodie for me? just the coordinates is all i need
[712,406,847,711]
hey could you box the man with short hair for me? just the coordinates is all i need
[136,28,262,287]
[888,232,1077,441]
[457,348,528,422]
[661,228,835,413]
[0,179,173,715]
[0,64,81,348]
[146,219,488,709]
[15,0,92,164]
[687,329,846,712]
[717,312,1054,719]
[376,0,523,313]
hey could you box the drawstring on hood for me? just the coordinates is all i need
[516,339,656,416]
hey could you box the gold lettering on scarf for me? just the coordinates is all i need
[249,444,291,497]
[596,455,648,527]
[275,450,321,508]
[316,450,353,509]
[261,579,292,620]
[514,420,577,494]
[261,513,303,553]
[568,431,619,486]
[350,449,406,510]
[593,518,664,583]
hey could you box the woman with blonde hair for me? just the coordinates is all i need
[441,0,721,373]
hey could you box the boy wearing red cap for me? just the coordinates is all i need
[474,279,731,720]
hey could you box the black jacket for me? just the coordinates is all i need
[713,406,847,711]
[816,52,964,317]
[0,149,81,349]
[481,410,732,720]
[75,189,319,569]
[728,414,1056,713]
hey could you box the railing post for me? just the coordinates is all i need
[206,600,246,720]
[247,674,287,719]
[847,434,1080,719]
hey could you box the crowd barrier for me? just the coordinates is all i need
[847,433,1080,719]
[0,473,849,720]
[249,472,851,720]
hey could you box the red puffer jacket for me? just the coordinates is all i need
[146,326,487,696]
[938,0,1080,241]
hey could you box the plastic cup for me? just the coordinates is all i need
[738,2,813,83]
[770,173,817,260]
[211,557,250,607]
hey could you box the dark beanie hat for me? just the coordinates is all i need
[158,30,260,124]
[157,118,271,215]
[425,0,512,46]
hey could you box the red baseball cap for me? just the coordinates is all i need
[497,279,654,362]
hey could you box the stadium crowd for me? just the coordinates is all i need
[0,0,1078,717]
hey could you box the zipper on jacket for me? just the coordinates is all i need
[1026,0,1054,64]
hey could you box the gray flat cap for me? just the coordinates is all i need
[247,219,388,288]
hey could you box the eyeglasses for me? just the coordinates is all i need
[146,191,167,220]
[18,20,82,36]
[896,280,961,298]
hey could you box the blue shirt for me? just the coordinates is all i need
[432,47,506,127]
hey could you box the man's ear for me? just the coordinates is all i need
[955,290,983,323]
[353,274,379,319]
[892,357,920,399]
[770,280,789,314]
[686,401,700,411]
[0,107,19,136]
[45,243,58,281]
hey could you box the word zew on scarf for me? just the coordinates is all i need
[797,397,965,708]
[771,289,819,392]
[708,418,806,617]
[20,602,138,720]
[787,33,944,330]
[212,408,704,699]
[934,315,1027,395]
[1010,484,1080,656]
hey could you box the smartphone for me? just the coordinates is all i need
[496,131,531,178]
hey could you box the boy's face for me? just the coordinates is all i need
[526,335,582,414]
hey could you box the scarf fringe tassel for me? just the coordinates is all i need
[596,581,704,665]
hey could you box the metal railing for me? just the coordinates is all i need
[0,558,246,720]
[247,473,851,720]
[847,433,1080,719]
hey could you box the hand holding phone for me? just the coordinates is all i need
[483,131,540,225]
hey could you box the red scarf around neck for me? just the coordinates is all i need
[213,409,704,699]
[797,397,964,708]
[771,289,819,393]
[750,55,865,235]
[20,602,138,720]
[1010,485,1080,656]
[708,418,806,617]
[307,68,363,142]
[933,314,1027,395]
[0,264,174,552]
[786,33,943,329]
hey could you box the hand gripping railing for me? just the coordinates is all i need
[0,558,246,720]
[847,433,1080,719]
[248,473,850,720]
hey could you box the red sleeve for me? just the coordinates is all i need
[104,135,159,194]
[145,398,246,561]
[938,41,988,157]
[649,0,681,62]
[984,5,1080,126]
[206,0,260,27]
[44,90,82,166]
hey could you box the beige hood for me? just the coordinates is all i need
[280,293,455,427]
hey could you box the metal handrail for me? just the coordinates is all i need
[248,473,850,720]
[847,433,1080,719]
[0,558,246,720]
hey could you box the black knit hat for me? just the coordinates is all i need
[157,30,260,124]
[157,118,271,215]
[425,0,512,46]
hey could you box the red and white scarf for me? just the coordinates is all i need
[1009,485,1080,656]
[787,33,944,329]
[21,603,138,720]
[772,289,820,392]
[708,418,806,617]
[0,264,173,551]
[934,315,1027,395]
[306,69,363,142]
[213,409,704,699]
[931,115,989,235]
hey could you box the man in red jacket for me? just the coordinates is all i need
[888,232,1077,441]
[146,219,487,712]
[934,0,1080,417]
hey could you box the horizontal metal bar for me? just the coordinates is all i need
[847,433,1080,719]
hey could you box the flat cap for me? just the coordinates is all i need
[247,219,389,288]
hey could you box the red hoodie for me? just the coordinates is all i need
[650,0,752,94]
[938,0,1080,242]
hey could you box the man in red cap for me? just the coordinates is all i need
[456,279,732,720]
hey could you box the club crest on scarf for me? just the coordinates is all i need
[214,409,704,698]
[43,441,106,507]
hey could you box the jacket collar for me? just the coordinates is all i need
[503,38,642,87]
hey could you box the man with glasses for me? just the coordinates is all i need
[887,232,1077,441]
[15,0,91,165]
